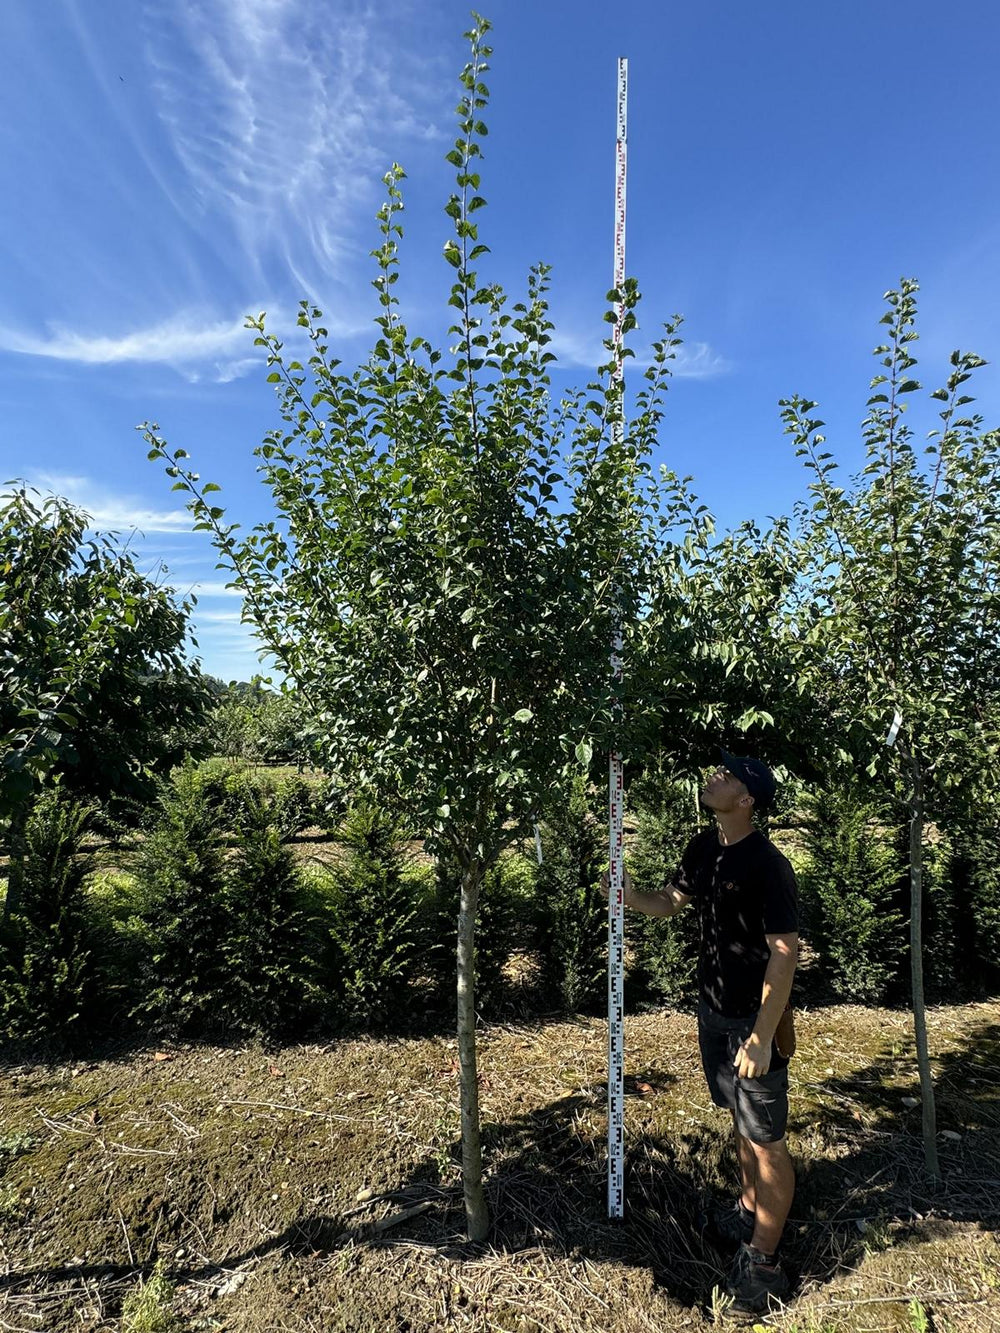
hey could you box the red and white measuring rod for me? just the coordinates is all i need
[607,53,628,1222]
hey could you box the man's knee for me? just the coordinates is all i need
[746,1134,791,1161]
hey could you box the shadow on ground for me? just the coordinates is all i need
[287,1015,998,1310]
[2,1020,997,1326]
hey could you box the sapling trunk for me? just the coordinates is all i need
[456,859,489,1240]
[2,800,30,927]
[908,758,940,1182]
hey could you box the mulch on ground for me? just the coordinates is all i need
[1,1001,998,1332]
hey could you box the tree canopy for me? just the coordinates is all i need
[1,486,211,837]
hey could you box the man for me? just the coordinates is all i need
[609,751,798,1312]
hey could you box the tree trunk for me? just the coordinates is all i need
[2,800,30,927]
[909,759,940,1182]
[456,860,490,1241]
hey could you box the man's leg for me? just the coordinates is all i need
[745,1136,794,1255]
[732,1114,757,1215]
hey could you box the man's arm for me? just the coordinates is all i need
[601,867,692,918]
[734,932,798,1078]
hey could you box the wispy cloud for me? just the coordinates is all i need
[30,473,194,534]
[0,306,372,382]
[549,328,732,379]
[142,0,446,289]
[11,2,445,387]
[0,311,259,381]
[188,607,246,625]
[187,580,245,598]
[669,343,732,379]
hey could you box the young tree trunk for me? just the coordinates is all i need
[908,759,940,1182]
[456,860,490,1241]
[2,800,30,927]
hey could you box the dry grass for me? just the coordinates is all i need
[0,1002,997,1332]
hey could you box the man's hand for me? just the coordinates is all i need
[734,1032,771,1079]
[600,867,633,900]
[600,870,690,918]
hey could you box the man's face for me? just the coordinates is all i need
[699,765,752,814]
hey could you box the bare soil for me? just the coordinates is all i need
[1,1002,998,1332]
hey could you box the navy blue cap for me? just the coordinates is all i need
[719,749,777,811]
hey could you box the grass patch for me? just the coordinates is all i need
[121,1261,182,1333]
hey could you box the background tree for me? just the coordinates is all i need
[534,777,606,1013]
[626,762,700,1007]
[781,278,1000,1179]
[131,764,232,1036]
[798,782,905,1004]
[327,800,424,1029]
[209,679,309,765]
[0,789,94,1043]
[222,790,320,1037]
[1,487,211,920]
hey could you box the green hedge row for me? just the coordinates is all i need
[3,762,999,1049]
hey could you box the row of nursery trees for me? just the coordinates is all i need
[4,758,999,1048]
[4,14,999,1240]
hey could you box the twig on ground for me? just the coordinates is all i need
[116,1208,134,1266]
[372,1201,435,1233]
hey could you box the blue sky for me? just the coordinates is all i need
[3,0,998,681]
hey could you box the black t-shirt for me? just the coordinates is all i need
[673,828,798,1018]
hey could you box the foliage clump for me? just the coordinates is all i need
[222,789,320,1036]
[0,488,210,816]
[534,779,606,1013]
[799,784,905,1004]
[327,800,426,1028]
[132,762,321,1037]
[131,763,232,1035]
[627,764,701,1007]
[209,679,308,764]
[0,789,94,1043]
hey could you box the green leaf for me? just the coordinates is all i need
[513,709,533,723]
[575,740,593,767]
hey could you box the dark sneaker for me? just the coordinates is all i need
[727,1242,790,1312]
[706,1199,755,1249]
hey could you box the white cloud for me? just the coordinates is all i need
[0,305,371,382]
[188,580,245,597]
[30,473,194,534]
[206,357,260,384]
[669,342,733,379]
[548,328,731,379]
[142,0,446,288]
[2,311,244,361]
[5,4,444,383]
[189,607,246,625]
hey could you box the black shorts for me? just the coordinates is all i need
[697,1001,789,1145]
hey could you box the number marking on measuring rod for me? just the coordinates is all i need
[607,53,628,1222]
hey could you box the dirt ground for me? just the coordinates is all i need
[1,1001,998,1332]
